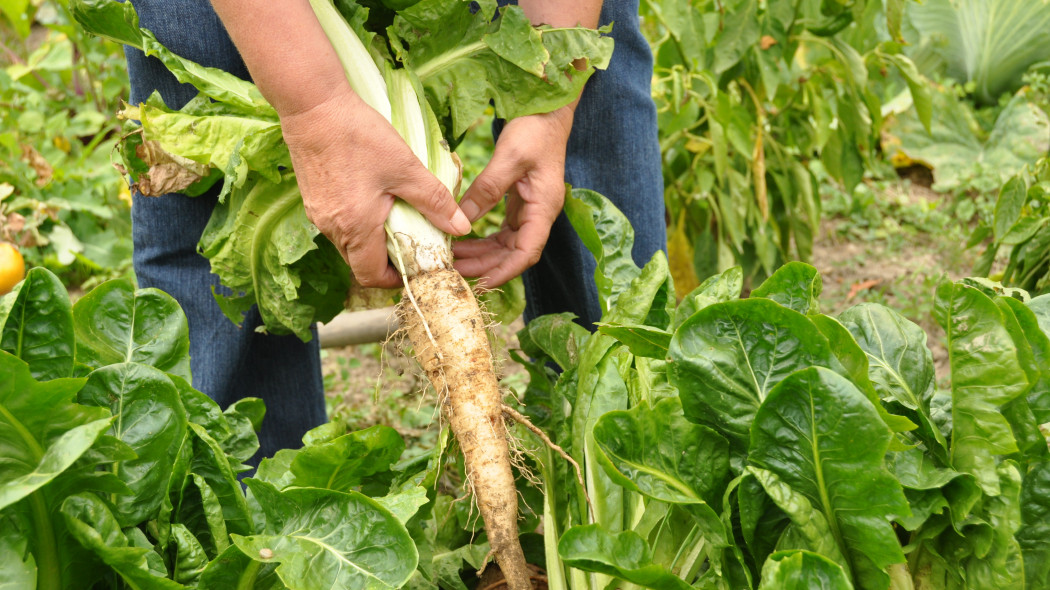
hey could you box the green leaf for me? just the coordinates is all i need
[235,480,417,590]
[994,174,1029,242]
[199,174,351,341]
[907,0,1050,104]
[749,368,909,589]
[72,279,191,380]
[595,323,671,359]
[176,474,231,559]
[737,472,790,571]
[757,550,854,590]
[374,486,429,525]
[557,525,693,590]
[288,425,405,491]
[0,267,74,381]
[669,299,842,455]
[593,397,730,510]
[935,282,1030,494]
[519,312,590,371]
[78,363,188,526]
[171,524,208,585]
[71,0,275,115]
[747,467,846,568]
[198,545,284,590]
[0,352,105,512]
[673,266,743,327]
[188,423,254,537]
[391,0,612,137]
[838,303,948,456]
[883,53,932,133]
[1017,460,1050,589]
[886,90,1049,191]
[61,493,187,589]
[563,188,643,316]
[134,102,288,193]
[749,262,822,315]
[0,516,36,589]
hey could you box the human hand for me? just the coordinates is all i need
[452,107,574,288]
[280,91,471,288]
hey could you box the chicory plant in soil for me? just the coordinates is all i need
[512,191,1050,589]
[0,267,442,589]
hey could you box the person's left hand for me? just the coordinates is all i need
[452,106,575,288]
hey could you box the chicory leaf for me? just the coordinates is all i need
[288,425,405,491]
[391,0,612,138]
[557,524,694,590]
[673,266,743,328]
[77,363,188,527]
[170,523,208,586]
[749,368,909,590]
[934,281,1029,495]
[72,278,191,380]
[593,397,730,510]
[71,0,275,116]
[61,492,187,589]
[1017,460,1050,589]
[0,267,75,381]
[757,550,854,590]
[519,312,590,372]
[187,423,254,537]
[563,188,643,316]
[0,352,104,512]
[749,261,822,315]
[838,303,948,458]
[595,323,671,359]
[669,298,843,456]
[236,480,417,590]
[199,173,352,341]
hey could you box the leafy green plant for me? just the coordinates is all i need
[0,267,437,589]
[903,0,1050,106]
[512,191,1049,589]
[882,85,1050,195]
[972,157,1050,295]
[643,0,931,289]
[0,1,132,285]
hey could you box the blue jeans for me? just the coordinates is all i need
[124,0,664,462]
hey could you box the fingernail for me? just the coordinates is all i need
[460,200,481,223]
[451,208,472,235]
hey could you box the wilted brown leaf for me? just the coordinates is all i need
[20,144,53,187]
[133,140,211,196]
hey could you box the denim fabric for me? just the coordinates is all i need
[499,0,667,328]
[123,0,664,461]
[125,0,326,465]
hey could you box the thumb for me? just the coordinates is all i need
[460,150,528,223]
[389,159,471,236]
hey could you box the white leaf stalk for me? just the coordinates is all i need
[308,0,460,278]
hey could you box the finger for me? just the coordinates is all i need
[390,158,471,236]
[345,220,402,289]
[454,220,550,288]
[459,148,528,223]
[451,235,504,258]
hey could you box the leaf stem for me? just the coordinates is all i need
[237,558,262,590]
[30,492,61,590]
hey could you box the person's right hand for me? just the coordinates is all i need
[278,90,471,288]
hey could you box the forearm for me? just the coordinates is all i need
[209,0,351,117]
[517,0,602,29]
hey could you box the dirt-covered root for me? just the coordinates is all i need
[401,268,530,590]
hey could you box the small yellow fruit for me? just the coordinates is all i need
[0,242,26,295]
